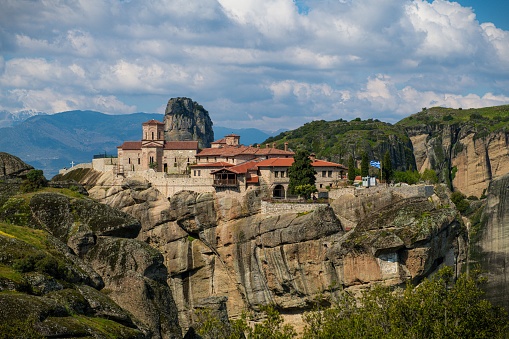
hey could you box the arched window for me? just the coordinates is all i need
[273,185,285,199]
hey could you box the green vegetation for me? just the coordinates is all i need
[382,151,393,182]
[421,169,439,184]
[302,266,508,338]
[393,170,421,185]
[20,169,47,193]
[193,267,508,338]
[361,152,369,177]
[288,149,317,199]
[262,118,414,171]
[397,105,509,133]
[450,191,470,214]
[347,155,356,181]
[194,305,296,339]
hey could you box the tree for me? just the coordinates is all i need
[288,149,317,199]
[382,151,393,183]
[347,155,356,181]
[360,152,369,177]
[421,168,438,184]
[21,169,47,192]
[301,266,509,338]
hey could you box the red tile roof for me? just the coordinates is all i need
[142,119,164,125]
[256,158,347,169]
[118,141,142,150]
[163,141,199,150]
[190,162,234,168]
[118,140,199,151]
[196,145,294,158]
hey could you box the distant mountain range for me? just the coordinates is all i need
[0,110,280,178]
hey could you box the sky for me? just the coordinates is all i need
[1,0,508,132]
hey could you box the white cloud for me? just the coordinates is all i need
[0,0,508,130]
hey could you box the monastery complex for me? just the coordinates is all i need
[76,118,349,199]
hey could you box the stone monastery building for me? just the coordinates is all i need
[117,119,348,199]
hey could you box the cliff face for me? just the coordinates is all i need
[472,173,509,310]
[164,97,214,148]
[76,169,466,331]
[406,124,509,198]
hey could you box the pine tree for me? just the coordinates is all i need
[382,151,393,183]
[361,152,369,177]
[347,155,356,181]
[288,149,317,199]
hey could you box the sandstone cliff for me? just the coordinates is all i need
[400,106,509,198]
[164,97,214,148]
[70,168,466,332]
[472,173,509,311]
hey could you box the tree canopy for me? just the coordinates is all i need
[288,149,317,199]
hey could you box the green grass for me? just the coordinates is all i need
[0,223,48,250]
[397,105,509,132]
[0,264,23,283]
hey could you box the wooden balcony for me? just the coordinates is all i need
[213,178,238,187]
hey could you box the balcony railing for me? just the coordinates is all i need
[213,179,238,187]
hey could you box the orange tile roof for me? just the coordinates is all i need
[256,158,294,167]
[227,160,260,174]
[163,141,199,150]
[246,176,259,184]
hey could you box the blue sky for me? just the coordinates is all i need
[1,0,508,131]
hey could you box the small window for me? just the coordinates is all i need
[274,171,279,178]
[198,170,201,176]
[194,170,196,176]
[151,132,154,140]
[328,170,332,177]
[322,171,326,177]
[128,158,131,164]
[281,171,285,178]
[138,158,140,165]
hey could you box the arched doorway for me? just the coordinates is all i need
[273,185,285,199]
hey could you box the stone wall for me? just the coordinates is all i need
[125,170,215,197]
[328,184,434,200]
[261,200,328,214]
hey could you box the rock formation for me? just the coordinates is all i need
[0,154,182,338]
[69,168,467,332]
[164,97,214,148]
[0,152,33,178]
[407,124,509,198]
[472,173,509,310]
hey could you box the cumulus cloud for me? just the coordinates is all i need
[0,0,508,130]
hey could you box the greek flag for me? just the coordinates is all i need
[370,160,381,169]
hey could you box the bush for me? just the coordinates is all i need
[451,191,470,214]
[21,169,47,192]
[301,266,509,338]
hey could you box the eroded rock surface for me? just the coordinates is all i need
[74,169,466,331]
[473,173,509,310]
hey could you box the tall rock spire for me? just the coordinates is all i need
[163,97,214,148]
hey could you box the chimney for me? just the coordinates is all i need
[257,144,260,148]
[310,153,316,162]
[272,143,276,149]
[266,144,270,148]
[284,142,288,151]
